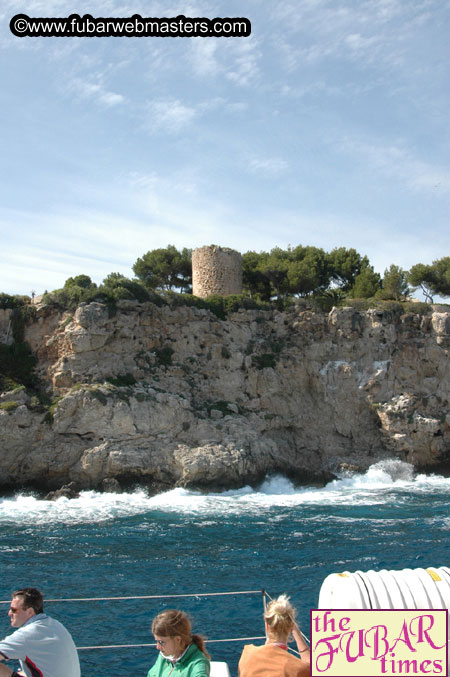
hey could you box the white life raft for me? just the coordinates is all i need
[318,565,450,661]
[318,566,450,610]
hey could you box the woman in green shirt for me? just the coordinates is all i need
[147,609,210,677]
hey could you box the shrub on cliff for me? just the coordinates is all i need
[0,342,37,391]
[42,273,158,310]
[43,275,98,308]
[64,274,96,289]
[0,293,30,309]
[341,298,432,315]
[43,288,91,308]
[312,289,346,312]
[101,273,151,302]
[164,291,224,317]
[165,291,270,319]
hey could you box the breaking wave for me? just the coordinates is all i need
[0,460,448,526]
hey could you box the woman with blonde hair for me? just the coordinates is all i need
[238,594,310,676]
[147,609,210,677]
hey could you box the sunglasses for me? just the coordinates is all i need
[155,638,168,646]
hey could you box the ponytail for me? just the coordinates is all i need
[264,594,297,640]
[191,633,210,660]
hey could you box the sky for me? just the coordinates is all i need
[1,0,449,297]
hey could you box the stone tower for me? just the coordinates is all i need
[192,245,242,298]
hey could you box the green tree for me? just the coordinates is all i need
[243,245,332,299]
[328,247,370,291]
[242,251,272,301]
[287,245,329,296]
[349,266,381,298]
[408,264,435,302]
[257,247,291,299]
[133,246,192,291]
[431,256,450,297]
[169,247,193,292]
[378,265,410,301]
[408,257,450,302]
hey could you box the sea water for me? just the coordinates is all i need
[0,459,449,675]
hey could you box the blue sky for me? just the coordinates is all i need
[1,0,449,297]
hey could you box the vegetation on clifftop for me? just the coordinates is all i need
[3,245,448,315]
[0,246,446,388]
[40,245,450,309]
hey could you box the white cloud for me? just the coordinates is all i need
[1,164,448,297]
[98,90,124,106]
[269,0,438,72]
[188,33,261,87]
[226,102,248,113]
[144,96,226,133]
[189,38,220,77]
[67,78,125,107]
[127,171,159,191]
[146,98,197,132]
[344,32,380,51]
[339,136,450,195]
[247,156,289,177]
[225,38,261,86]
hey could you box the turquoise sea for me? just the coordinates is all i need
[0,459,449,675]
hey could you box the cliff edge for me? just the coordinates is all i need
[1,301,449,494]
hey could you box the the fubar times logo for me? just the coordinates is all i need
[310,609,448,676]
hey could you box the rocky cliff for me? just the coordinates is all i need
[1,301,449,495]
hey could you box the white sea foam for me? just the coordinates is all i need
[0,460,448,525]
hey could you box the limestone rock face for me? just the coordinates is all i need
[1,301,449,493]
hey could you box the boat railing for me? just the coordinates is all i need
[0,589,268,653]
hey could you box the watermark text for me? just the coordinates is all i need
[10,13,251,38]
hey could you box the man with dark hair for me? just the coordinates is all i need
[0,588,80,677]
